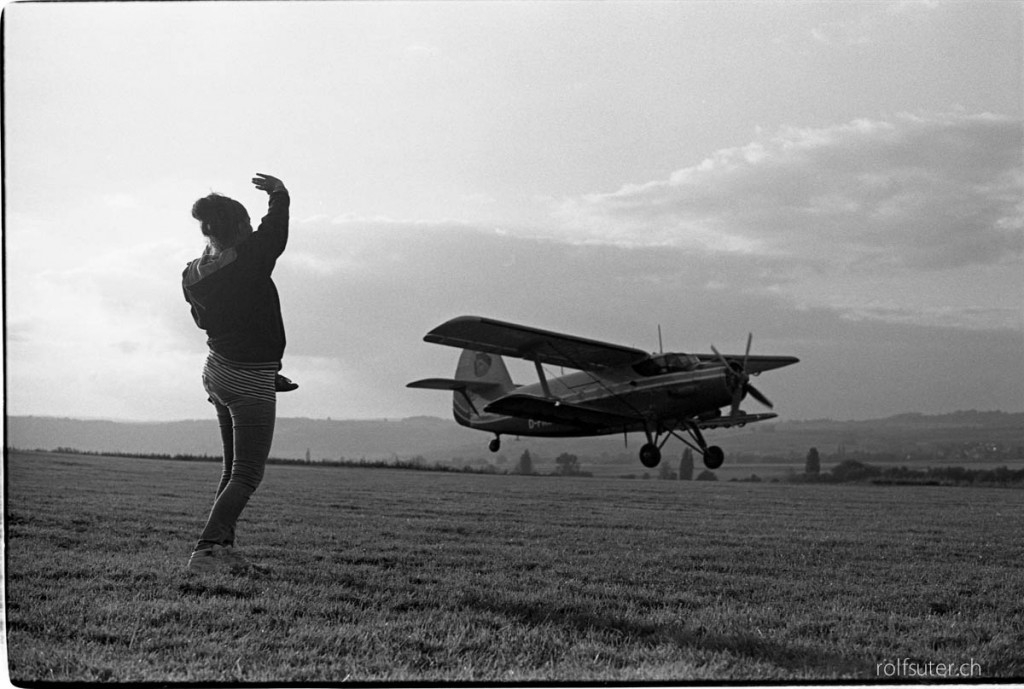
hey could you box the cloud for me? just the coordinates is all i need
[834,304,1022,331]
[8,109,1019,422]
[808,1,939,48]
[5,237,204,415]
[8,209,1021,421]
[263,218,1024,421]
[554,112,1023,271]
[276,215,1021,352]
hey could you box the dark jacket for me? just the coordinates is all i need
[182,190,290,363]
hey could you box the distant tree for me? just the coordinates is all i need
[679,448,694,480]
[555,452,580,476]
[695,469,718,481]
[805,447,821,476]
[517,450,533,475]
[659,460,676,480]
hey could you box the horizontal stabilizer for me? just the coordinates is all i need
[697,412,777,429]
[484,393,637,429]
[406,378,505,393]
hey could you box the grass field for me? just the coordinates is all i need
[5,450,1023,683]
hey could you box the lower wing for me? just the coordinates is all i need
[697,412,777,428]
[483,394,638,430]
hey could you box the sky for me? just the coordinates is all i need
[4,0,1022,423]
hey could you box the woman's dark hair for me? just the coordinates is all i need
[191,193,249,249]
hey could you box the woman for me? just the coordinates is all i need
[182,173,290,573]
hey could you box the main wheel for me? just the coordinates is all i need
[488,437,501,453]
[703,445,725,469]
[639,443,662,468]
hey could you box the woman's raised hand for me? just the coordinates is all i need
[252,173,286,194]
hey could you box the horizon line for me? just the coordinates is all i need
[6,409,1023,426]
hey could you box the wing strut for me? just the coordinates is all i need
[533,358,552,398]
[543,339,648,422]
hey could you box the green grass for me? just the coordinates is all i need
[5,450,1023,683]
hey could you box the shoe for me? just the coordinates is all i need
[187,546,229,573]
[275,374,298,392]
[187,544,254,573]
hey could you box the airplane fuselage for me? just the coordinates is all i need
[454,364,734,438]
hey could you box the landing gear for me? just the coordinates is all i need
[639,443,661,468]
[678,422,728,470]
[635,421,727,470]
[488,436,501,453]
[703,445,724,470]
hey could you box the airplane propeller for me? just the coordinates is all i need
[711,333,774,417]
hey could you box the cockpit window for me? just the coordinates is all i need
[633,353,700,376]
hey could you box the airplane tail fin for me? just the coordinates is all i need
[452,350,514,422]
[407,349,515,426]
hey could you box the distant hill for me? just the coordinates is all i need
[5,416,486,464]
[5,411,1023,465]
[720,411,1024,458]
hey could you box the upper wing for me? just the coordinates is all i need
[693,354,799,374]
[422,315,650,371]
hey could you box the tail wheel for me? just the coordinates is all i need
[703,445,725,469]
[488,437,501,453]
[639,443,662,468]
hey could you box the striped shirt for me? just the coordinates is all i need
[203,351,277,404]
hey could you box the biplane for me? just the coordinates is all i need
[408,316,799,469]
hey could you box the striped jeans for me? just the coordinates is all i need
[195,352,277,551]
